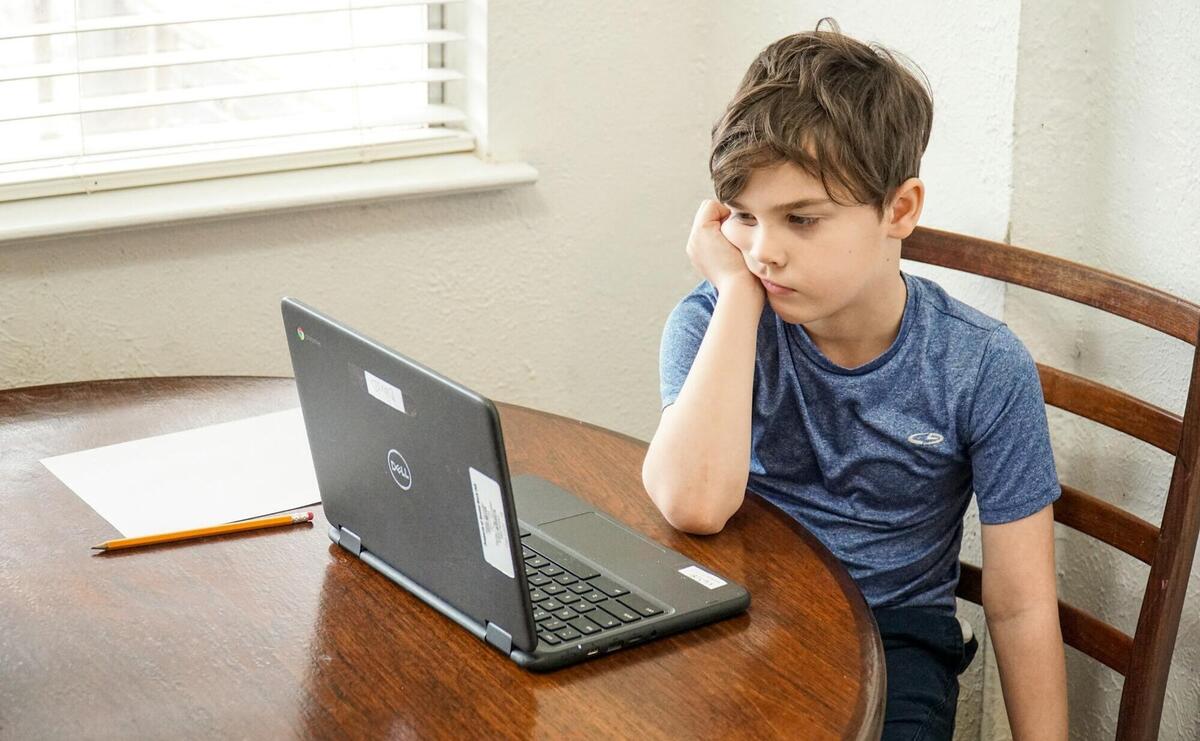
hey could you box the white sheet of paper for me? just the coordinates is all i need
[41,408,320,538]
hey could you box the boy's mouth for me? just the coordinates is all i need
[759,277,795,296]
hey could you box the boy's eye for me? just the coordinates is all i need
[789,215,818,227]
[732,212,755,223]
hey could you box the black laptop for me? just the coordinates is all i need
[282,298,749,670]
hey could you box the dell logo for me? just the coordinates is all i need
[387,449,412,490]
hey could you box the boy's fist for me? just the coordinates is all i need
[686,200,760,295]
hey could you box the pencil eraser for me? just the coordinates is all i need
[306,511,314,521]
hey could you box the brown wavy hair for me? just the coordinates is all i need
[710,18,933,219]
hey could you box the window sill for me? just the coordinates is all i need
[0,153,538,244]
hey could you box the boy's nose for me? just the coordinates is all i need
[750,235,786,267]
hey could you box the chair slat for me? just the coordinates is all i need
[956,563,1133,675]
[901,227,1200,345]
[1038,364,1183,455]
[1060,598,1134,676]
[1053,485,1159,565]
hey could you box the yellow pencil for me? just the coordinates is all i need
[91,511,314,552]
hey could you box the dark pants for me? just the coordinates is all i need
[874,607,979,741]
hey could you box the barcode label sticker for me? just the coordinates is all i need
[470,467,515,579]
[365,370,407,414]
[678,565,726,590]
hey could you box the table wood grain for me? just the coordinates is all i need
[0,377,884,740]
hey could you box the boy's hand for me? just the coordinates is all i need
[686,200,761,296]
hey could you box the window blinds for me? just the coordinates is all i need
[0,0,470,201]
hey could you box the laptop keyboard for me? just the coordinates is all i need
[521,532,664,646]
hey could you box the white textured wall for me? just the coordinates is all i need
[1006,1,1200,738]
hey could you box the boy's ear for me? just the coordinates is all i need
[885,177,924,239]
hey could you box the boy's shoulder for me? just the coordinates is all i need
[907,272,1003,336]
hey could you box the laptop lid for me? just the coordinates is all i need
[282,298,537,653]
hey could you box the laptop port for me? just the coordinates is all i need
[605,642,623,653]
[586,648,600,656]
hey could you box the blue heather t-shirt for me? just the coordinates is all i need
[659,271,1061,613]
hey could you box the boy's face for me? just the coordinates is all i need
[720,160,911,327]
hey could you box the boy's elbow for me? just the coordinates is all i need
[641,474,739,535]
[662,506,731,535]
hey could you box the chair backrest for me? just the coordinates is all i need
[901,226,1200,741]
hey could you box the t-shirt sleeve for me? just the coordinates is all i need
[967,325,1062,524]
[658,282,717,409]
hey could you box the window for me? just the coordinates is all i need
[0,0,473,202]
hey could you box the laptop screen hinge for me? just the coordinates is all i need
[338,526,363,556]
[484,622,513,654]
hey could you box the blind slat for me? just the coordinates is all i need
[5,68,463,122]
[2,105,467,169]
[1,0,462,41]
[1,33,465,83]
[0,128,476,203]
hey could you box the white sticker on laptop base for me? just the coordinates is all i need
[364,370,407,414]
[469,467,515,579]
[678,565,726,590]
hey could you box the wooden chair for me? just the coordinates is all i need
[901,226,1200,740]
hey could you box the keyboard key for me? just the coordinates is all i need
[522,546,534,559]
[588,610,620,629]
[570,601,596,614]
[553,573,578,586]
[543,583,566,596]
[567,616,601,635]
[568,582,592,594]
[553,608,575,621]
[582,591,607,603]
[557,592,581,605]
[526,556,549,568]
[541,598,564,611]
[528,589,549,602]
[555,627,582,641]
[596,600,641,624]
[528,574,552,587]
[539,565,564,578]
[541,618,566,632]
[525,566,536,577]
[522,534,601,579]
[539,631,561,645]
[532,608,551,622]
[588,576,629,598]
[618,593,664,617]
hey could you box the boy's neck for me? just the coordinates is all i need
[802,271,908,369]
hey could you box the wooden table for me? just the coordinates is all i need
[0,377,885,740]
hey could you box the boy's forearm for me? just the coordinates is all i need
[643,278,763,533]
[986,604,1068,740]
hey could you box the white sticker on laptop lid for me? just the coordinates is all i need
[364,370,407,414]
[469,467,515,579]
[678,565,726,590]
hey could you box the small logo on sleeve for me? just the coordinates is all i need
[907,432,945,446]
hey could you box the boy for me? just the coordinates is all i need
[642,19,1068,741]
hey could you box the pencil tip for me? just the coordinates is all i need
[90,545,105,551]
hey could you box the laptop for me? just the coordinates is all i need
[282,298,749,671]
